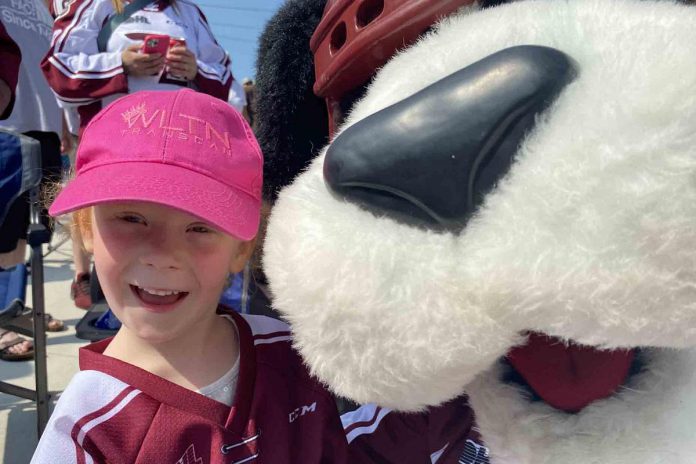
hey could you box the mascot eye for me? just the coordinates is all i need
[323,45,577,232]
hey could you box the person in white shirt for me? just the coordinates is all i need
[42,0,233,134]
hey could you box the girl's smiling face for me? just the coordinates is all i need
[90,201,253,344]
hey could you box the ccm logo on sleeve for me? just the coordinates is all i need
[289,402,317,423]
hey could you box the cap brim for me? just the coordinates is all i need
[50,162,260,241]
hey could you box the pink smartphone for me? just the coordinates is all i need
[141,34,170,55]
[169,37,186,49]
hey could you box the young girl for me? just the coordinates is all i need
[31,89,348,463]
[43,0,235,309]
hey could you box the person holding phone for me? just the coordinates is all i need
[41,0,236,310]
[42,0,233,135]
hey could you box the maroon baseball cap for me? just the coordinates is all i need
[50,89,263,241]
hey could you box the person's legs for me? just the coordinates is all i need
[70,227,92,309]
[24,130,92,309]
[0,191,29,260]
[0,239,26,269]
[0,132,66,352]
[0,240,32,360]
[63,132,93,309]
[0,193,33,359]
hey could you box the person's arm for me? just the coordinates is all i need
[40,0,128,107]
[227,78,247,112]
[0,21,21,119]
[188,4,232,100]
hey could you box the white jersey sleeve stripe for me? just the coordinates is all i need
[341,404,392,444]
[77,388,141,445]
[55,94,97,103]
[430,443,449,463]
[240,314,291,337]
[48,55,123,79]
[254,335,293,346]
[54,0,79,21]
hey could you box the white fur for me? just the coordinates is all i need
[264,0,696,411]
[468,349,696,463]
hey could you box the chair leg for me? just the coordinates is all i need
[42,235,69,258]
[30,244,50,437]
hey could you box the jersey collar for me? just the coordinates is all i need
[79,306,256,435]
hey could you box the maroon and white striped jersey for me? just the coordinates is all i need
[41,0,232,131]
[31,309,348,464]
[342,398,490,464]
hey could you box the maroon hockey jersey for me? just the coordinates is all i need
[342,398,490,464]
[31,309,348,463]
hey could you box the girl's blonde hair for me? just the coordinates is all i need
[45,176,93,251]
[73,207,93,243]
[111,0,124,14]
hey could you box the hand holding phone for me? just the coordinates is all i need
[122,41,166,77]
[165,38,197,82]
[141,34,170,56]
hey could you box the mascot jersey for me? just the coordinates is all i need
[342,400,490,464]
[31,309,348,464]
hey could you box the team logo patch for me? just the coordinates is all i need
[176,444,203,464]
[124,15,150,24]
[458,439,490,464]
[119,102,236,155]
[121,103,147,125]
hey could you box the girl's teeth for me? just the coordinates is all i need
[140,287,181,296]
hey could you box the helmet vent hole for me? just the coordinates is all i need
[330,22,347,53]
[356,0,384,28]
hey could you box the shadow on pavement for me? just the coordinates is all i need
[39,261,74,284]
[46,332,85,347]
[0,360,34,383]
[1,396,60,464]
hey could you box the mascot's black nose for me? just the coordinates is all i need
[323,45,577,232]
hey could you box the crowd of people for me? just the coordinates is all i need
[1,0,254,361]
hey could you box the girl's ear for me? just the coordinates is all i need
[229,237,257,274]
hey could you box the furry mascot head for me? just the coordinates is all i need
[256,0,696,461]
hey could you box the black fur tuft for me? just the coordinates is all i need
[255,0,329,202]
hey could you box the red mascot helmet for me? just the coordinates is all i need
[310,0,476,135]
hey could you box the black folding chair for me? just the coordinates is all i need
[0,128,51,437]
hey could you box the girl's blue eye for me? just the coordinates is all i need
[189,225,211,234]
[119,215,145,224]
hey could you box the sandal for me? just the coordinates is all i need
[45,313,65,332]
[0,330,34,361]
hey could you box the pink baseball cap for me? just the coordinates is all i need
[49,89,263,241]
